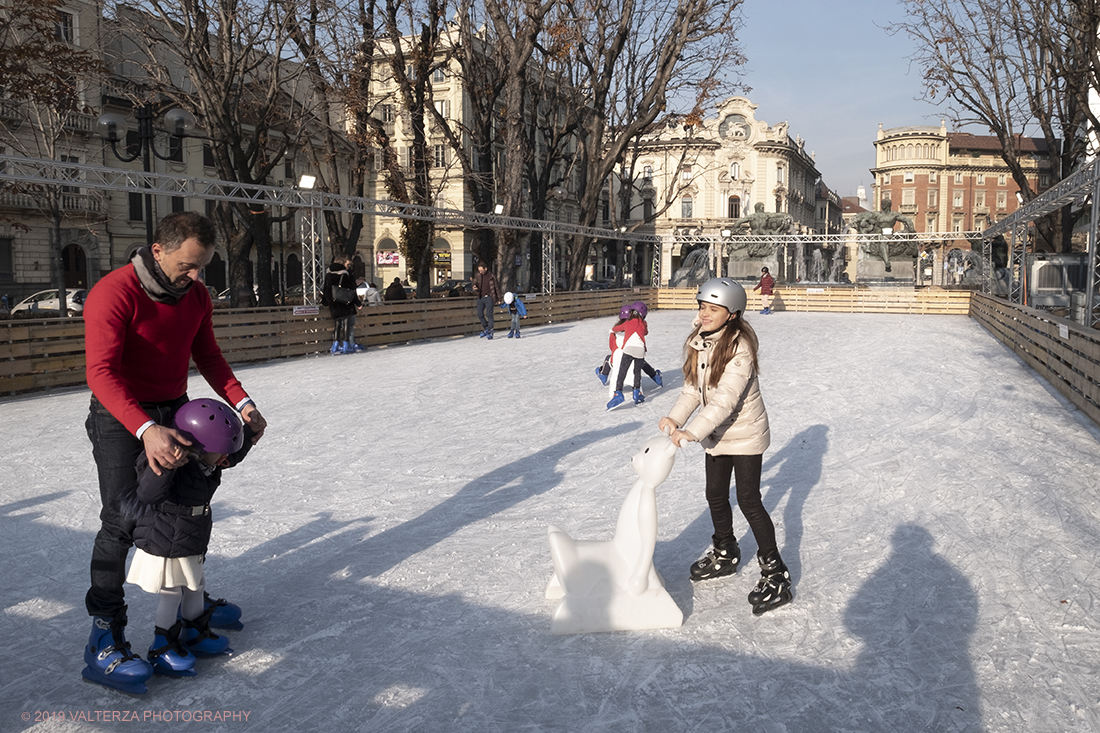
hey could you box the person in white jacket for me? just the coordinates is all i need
[658,277,791,616]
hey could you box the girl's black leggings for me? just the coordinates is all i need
[704,452,777,555]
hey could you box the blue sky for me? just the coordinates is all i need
[735,0,952,199]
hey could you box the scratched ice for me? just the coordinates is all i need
[2,310,1099,732]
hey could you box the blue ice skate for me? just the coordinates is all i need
[606,391,625,410]
[81,612,153,695]
[633,388,645,405]
[182,612,232,657]
[148,621,197,678]
[652,370,663,387]
[595,367,608,386]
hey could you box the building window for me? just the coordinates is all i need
[681,195,693,218]
[928,190,938,208]
[432,67,447,83]
[997,191,1007,209]
[904,171,914,183]
[776,165,784,184]
[954,172,963,184]
[975,190,985,207]
[642,165,653,181]
[728,195,740,219]
[902,188,915,206]
[926,215,937,232]
[953,191,963,208]
[203,143,216,168]
[433,144,447,168]
[1040,174,1050,187]
[284,155,293,180]
[56,11,74,42]
[0,237,13,282]
[171,196,185,213]
[977,174,985,185]
[882,173,890,185]
[729,161,740,180]
[381,104,396,123]
[128,192,144,221]
[167,135,183,163]
[953,217,964,232]
[929,171,937,183]
[680,164,692,181]
[60,154,80,193]
[433,99,450,118]
[998,174,1006,185]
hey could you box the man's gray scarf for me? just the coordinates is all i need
[131,246,194,304]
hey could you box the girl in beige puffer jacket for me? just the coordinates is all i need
[658,277,792,615]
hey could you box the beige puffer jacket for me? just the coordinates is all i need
[665,331,770,455]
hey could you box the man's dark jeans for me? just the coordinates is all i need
[476,296,494,331]
[84,395,186,618]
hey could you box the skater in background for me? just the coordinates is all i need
[472,260,502,339]
[321,255,362,354]
[630,301,663,387]
[657,277,792,615]
[82,211,266,694]
[500,291,527,338]
[753,266,775,314]
[123,399,253,678]
[596,302,662,390]
[607,302,660,409]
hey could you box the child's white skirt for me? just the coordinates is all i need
[126,548,205,593]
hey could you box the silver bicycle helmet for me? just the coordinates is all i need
[695,277,747,315]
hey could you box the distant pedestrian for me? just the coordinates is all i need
[472,261,501,339]
[384,277,407,302]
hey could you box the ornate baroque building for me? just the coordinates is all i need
[625,97,826,282]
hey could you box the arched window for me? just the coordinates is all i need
[728,195,741,219]
[729,161,740,180]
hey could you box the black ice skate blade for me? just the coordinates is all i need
[689,565,740,582]
[751,589,793,616]
[81,668,149,697]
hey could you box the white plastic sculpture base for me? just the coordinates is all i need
[545,435,684,634]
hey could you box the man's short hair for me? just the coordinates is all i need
[154,212,218,252]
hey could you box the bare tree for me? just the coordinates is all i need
[549,0,745,290]
[890,0,1099,251]
[0,0,103,306]
[105,0,313,305]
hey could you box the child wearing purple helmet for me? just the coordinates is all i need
[121,398,253,678]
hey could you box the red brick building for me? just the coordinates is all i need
[871,121,1054,234]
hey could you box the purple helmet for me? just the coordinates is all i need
[619,303,633,320]
[632,301,648,319]
[173,398,244,454]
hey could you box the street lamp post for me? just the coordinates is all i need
[97,104,196,245]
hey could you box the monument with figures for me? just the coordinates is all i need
[845,201,918,281]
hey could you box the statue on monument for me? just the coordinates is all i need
[726,202,791,260]
[845,201,917,273]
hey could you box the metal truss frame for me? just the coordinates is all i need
[984,157,1100,327]
[0,155,659,303]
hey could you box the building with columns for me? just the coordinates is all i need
[871,121,1054,235]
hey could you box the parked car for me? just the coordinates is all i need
[430,279,473,298]
[582,280,610,290]
[11,288,88,317]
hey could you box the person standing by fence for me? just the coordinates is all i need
[472,261,502,339]
[321,256,362,354]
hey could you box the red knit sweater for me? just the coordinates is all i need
[84,265,248,436]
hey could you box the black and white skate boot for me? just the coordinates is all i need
[689,534,740,581]
[748,550,792,615]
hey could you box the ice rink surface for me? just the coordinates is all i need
[2,309,1099,732]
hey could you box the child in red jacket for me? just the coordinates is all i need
[606,301,662,409]
[753,267,775,314]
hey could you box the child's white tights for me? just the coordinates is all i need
[155,584,205,629]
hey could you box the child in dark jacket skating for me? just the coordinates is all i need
[122,398,252,677]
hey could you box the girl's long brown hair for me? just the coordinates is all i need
[681,312,760,389]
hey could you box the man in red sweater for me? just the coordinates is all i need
[81,212,267,694]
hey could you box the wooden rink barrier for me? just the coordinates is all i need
[4,286,1099,432]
